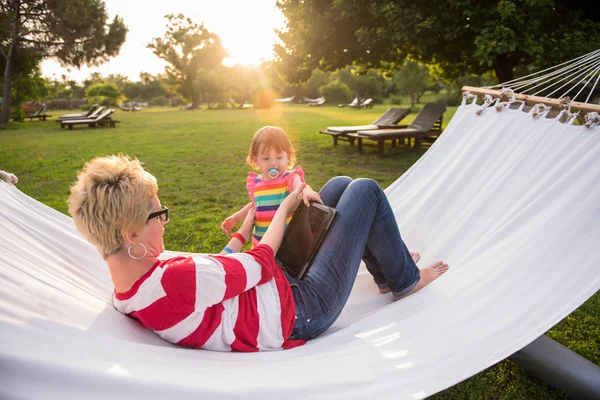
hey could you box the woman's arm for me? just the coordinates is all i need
[260,183,306,254]
[219,206,255,255]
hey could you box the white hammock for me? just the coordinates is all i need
[0,100,598,399]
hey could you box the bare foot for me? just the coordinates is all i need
[378,252,422,294]
[393,261,448,301]
[410,252,421,264]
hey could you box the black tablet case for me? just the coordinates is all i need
[275,202,337,279]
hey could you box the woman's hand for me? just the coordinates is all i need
[281,183,306,213]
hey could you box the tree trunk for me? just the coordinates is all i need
[1,47,14,124]
[410,93,416,108]
[1,0,21,125]
[493,52,522,84]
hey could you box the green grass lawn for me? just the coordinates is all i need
[1,104,597,399]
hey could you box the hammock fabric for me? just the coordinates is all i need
[0,100,598,399]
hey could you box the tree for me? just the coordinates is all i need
[148,14,227,108]
[226,65,260,108]
[0,0,127,123]
[393,61,432,108]
[275,0,600,84]
[85,82,123,105]
[319,79,352,104]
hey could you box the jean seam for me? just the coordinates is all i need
[291,284,312,328]
[306,290,342,340]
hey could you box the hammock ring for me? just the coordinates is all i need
[128,243,147,260]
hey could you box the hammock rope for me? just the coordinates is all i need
[485,49,600,102]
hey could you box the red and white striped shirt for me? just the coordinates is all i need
[113,244,305,351]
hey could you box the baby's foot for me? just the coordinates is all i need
[393,261,448,301]
[378,252,422,294]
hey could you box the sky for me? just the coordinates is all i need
[40,0,286,82]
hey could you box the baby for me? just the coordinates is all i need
[221,126,322,247]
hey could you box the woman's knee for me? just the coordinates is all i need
[324,176,352,188]
[319,176,353,207]
[346,178,384,200]
[349,178,381,192]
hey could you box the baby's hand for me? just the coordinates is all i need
[221,216,238,236]
[301,186,323,207]
[282,183,306,213]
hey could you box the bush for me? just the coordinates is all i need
[45,98,87,110]
[436,90,462,106]
[150,96,168,106]
[387,95,404,105]
[20,101,39,115]
[11,107,25,122]
[319,80,353,104]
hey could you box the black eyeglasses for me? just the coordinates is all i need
[147,205,169,221]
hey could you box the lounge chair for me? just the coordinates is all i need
[338,97,359,108]
[319,107,411,146]
[347,103,447,157]
[24,105,51,121]
[59,109,119,130]
[275,95,295,104]
[308,97,326,107]
[58,104,98,119]
[57,106,105,122]
[360,98,374,109]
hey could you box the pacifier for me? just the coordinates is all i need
[268,168,279,179]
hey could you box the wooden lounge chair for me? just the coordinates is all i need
[347,103,447,157]
[308,97,326,107]
[24,105,51,121]
[57,106,105,122]
[58,104,98,119]
[319,107,411,146]
[338,97,359,108]
[60,109,119,130]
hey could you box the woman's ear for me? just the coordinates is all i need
[124,230,138,245]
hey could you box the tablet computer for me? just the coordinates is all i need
[275,202,337,280]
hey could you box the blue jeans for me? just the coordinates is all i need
[284,177,420,341]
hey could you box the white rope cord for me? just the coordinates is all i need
[515,55,600,95]
[585,73,600,104]
[466,49,600,118]
[507,52,600,91]
[567,63,600,101]
[482,49,600,105]
[485,49,600,89]
[539,58,600,98]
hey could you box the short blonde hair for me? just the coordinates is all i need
[246,126,296,169]
[68,154,158,259]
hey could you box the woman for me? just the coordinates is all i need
[68,154,448,351]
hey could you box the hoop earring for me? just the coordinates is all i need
[128,243,147,260]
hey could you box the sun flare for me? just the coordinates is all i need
[41,0,286,81]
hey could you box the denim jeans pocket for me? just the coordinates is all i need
[290,283,311,329]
